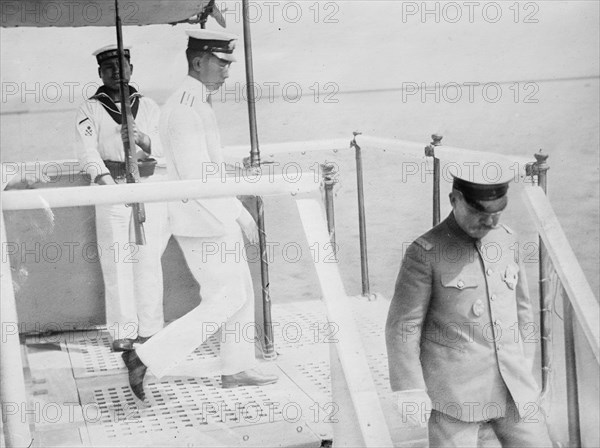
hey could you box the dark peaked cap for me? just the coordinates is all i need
[186,29,238,62]
[451,160,514,202]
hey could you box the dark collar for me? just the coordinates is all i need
[444,212,479,245]
[90,85,142,124]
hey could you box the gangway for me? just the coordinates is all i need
[2,134,599,447]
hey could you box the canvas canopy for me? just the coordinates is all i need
[1,0,211,27]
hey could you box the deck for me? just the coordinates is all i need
[18,297,428,447]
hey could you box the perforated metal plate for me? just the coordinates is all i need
[270,302,330,352]
[77,365,322,447]
[66,333,124,377]
[65,299,388,379]
[66,331,222,378]
[59,299,397,446]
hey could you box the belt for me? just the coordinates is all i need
[103,159,157,179]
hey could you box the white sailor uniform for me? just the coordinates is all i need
[75,89,169,340]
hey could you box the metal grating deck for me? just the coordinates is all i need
[76,364,320,447]
[25,298,428,447]
[67,332,222,378]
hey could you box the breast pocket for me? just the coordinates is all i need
[441,273,479,291]
[439,273,481,319]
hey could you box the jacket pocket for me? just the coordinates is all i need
[422,335,465,353]
[440,273,479,290]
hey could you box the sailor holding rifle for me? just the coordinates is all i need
[75,45,169,353]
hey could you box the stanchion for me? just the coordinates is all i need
[424,134,442,226]
[350,132,371,299]
[527,151,580,447]
[321,163,337,253]
[527,152,552,394]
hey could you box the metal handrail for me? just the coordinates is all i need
[1,174,319,211]
[523,187,598,447]
[522,187,599,360]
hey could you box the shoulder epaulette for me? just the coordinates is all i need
[180,91,196,107]
[415,237,433,251]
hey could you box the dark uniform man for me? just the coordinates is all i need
[385,165,553,447]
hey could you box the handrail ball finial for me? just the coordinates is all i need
[425,134,443,157]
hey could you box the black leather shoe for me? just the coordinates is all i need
[112,338,135,352]
[122,350,147,400]
[221,369,279,389]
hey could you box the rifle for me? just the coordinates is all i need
[115,0,145,245]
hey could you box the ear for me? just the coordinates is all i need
[449,191,457,207]
[192,54,205,71]
[98,67,102,78]
[129,63,134,76]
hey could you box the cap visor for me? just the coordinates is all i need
[212,52,236,62]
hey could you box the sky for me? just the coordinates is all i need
[1,1,598,111]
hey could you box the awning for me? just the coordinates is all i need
[1,0,210,27]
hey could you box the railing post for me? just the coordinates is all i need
[321,163,337,255]
[256,196,275,359]
[350,132,371,299]
[562,284,582,448]
[1,218,34,448]
[527,151,552,396]
[424,134,442,226]
[527,151,581,447]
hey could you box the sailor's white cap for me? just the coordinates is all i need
[186,29,238,62]
[92,44,132,64]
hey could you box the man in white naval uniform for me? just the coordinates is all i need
[75,45,169,352]
[122,30,278,400]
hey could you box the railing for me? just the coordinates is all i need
[0,170,394,447]
[523,187,599,447]
[3,134,598,446]
[348,133,597,447]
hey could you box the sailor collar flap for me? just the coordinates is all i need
[89,85,142,124]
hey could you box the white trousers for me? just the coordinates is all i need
[95,183,169,340]
[136,229,257,378]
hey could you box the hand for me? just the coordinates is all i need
[136,149,150,161]
[392,389,432,428]
[121,121,151,153]
[237,208,259,244]
[97,174,116,185]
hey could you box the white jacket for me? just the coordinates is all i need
[160,76,242,237]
